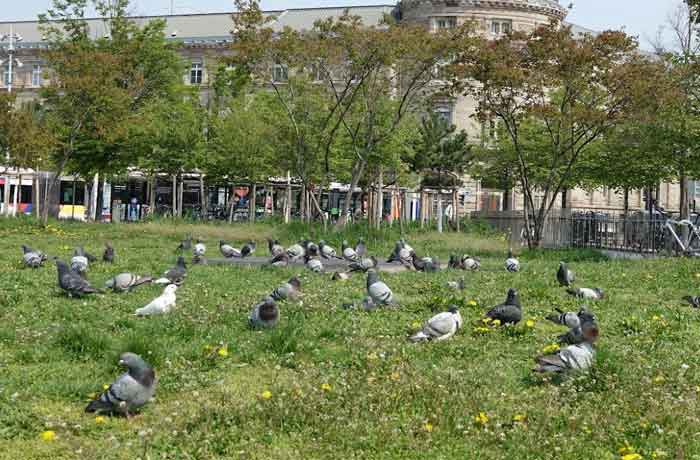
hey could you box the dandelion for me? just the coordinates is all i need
[390,372,400,381]
[467,300,478,307]
[40,431,56,442]
[653,375,665,385]
[651,315,661,322]
[481,317,492,324]
[95,416,106,424]
[321,383,332,392]
[513,414,526,423]
[474,412,488,426]
[695,273,700,279]
[367,352,379,361]
[621,454,642,460]
[541,343,560,354]
[473,327,490,334]
[423,422,434,433]
[491,319,501,327]
[260,390,273,400]
[102,384,110,391]
[411,321,422,329]
[217,347,229,358]
[525,320,535,328]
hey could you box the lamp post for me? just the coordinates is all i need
[0,25,24,93]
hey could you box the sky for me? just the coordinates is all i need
[0,0,679,50]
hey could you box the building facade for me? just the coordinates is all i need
[0,1,693,219]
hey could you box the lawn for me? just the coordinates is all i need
[1,217,700,459]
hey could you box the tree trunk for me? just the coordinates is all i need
[299,183,306,224]
[249,182,257,223]
[13,173,21,217]
[453,188,460,232]
[285,172,292,224]
[335,159,366,229]
[437,193,443,233]
[89,173,99,221]
[200,174,207,220]
[149,175,156,212]
[34,173,41,219]
[2,173,11,217]
[227,186,235,224]
[177,175,184,218]
[172,175,177,219]
[420,189,426,229]
[375,168,383,230]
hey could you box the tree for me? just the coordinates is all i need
[454,23,664,248]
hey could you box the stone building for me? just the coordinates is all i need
[0,1,694,218]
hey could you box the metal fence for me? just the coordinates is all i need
[473,209,700,255]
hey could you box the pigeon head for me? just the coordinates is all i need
[505,288,520,307]
[247,240,256,248]
[319,240,326,246]
[219,240,227,247]
[508,248,514,258]
[448,305,459,314]
[594,288,605,298]
[176,256,186,268]
[22,245,33,254]
[119,352,149,371]
[288,276,302,289]
[581,321,599,343]
[366,269,379,288]
[105,278,115,289]
[164,284,178,295]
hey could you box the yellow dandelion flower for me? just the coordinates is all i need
[618,445,635,455]
[261,390,273,400]
[217,348,229,357]
[525,320,535,328]
[40,431,56,442]
[95,416,106,424]
[651,315,661,322]
[473,327,490,334]
[321,383,332,392]
[474,412,488,426]
[102,384,110,391]
[423,422,434,433]
[653,375,665,384]
[390,372,400,381]
[468,300,478,307]
[482,317,492,324]
[411,321,422,329]
[542,343,560,354]
[367,352,379,361]
[87,392,97,400]
[492,319,501,327]
[621,454,642,460]
[513,414,526,422]
[695,273,700,279]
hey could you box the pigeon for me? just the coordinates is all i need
[462,255,481,271]
[177,235,192,251]
[76,246,98,263]
[484,288,522,325]
[319,240,340,259]
[304,241,320,258]
[446,277,465,290]
[85,352,157,417]
[411,252,440,273]
[105,273,153,292]
[388,242,405,263]
[534,321,599,373]
[557,262,575,287]
[409,306,463,342]
[155,257,187,285]
[135,284,177,316]
[355,238,367,257]
[400,238,414,255]
[241,240,256,258]
[268,252,289,267]
[71,248,90,277]
[366,269,396,307]
[268,238,285,257]
[192,255,208,265]
[286,242,306,261]
[332,271,350,281]
[102,242,115,263]
[566,287,604,300]
[546,307,588,329]
[219,240,241,258]
[193,240,206,257]
[558,310,597,345]
[349,256,378,273]
[683,296,700,308]
[271,276,302,301]
[342,240,359,262]
[505,249,520,272]
[306,256,323,273]
[22,245,47,268]
[249,297,279,329]
[448,254,464,270]
[55,259,101,296]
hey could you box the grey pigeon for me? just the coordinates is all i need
[409,306,463,342]
[22,245,47,268]
[241,240,256,258]
[319,240,340,259]
[105,273,153,292]
[219,240,241,258]
[306,256,323,273]
[71,248,90,277]
[304,241,320,258]
[85,352,156,416]
[355,238,367,257]
[286,242,306,261]
[448,254,464,270]
[249,297,279,329]
[505,249,520,272]
[545,307,590,329]
[462,255,481,271]
[193,240,206,257]
[271,276,301,301]
[535,321,599,373]
[177,235,192,251]
[342,240,358,262]
[400,238,414,254]
[566,287,604,300]
[155,257,187,285]
[446,277,465,290]
[103,242,115,263]
[56,259,101,297]
[366,269,396,306]
[484,288,522,325]
[557,262,575,287]
[558,310,597,345]
[388,241,405,263]
[349,256,378,273]
[268,252,289,267]
[411,252,440,273]
[682,296,700,308]
[332,271,350,281]
[135,284,177,316]
[268,238,285,257]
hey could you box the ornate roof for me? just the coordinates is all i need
[399,0,567,20]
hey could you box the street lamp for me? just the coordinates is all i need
[0,25,24,93]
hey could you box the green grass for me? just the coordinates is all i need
[1,217,700,459]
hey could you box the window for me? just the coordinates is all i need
[59,181,86,205]
[32,65,42,87]
[434,16,457,31]
[434,105,453,125]
[491,19,512,35]
[190,62,203,85]
[272,63,288,83]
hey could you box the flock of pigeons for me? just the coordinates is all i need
[19,236,616,418]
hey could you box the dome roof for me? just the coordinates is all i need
[400,0,568,20]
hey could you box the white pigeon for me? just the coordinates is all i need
[71,254,89,275]
[462,255,481,271]
[306,257,323,273]
[193,241,206,257]
[135,284,177,316]
[342,240,358,262]
[566,287,605,300]
[535,342,596,373]
[505,249,520,272]
[409,307,463,342]
[286,242,306,261]
[366,269,396,306]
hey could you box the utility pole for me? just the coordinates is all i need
[1,25,24,93]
